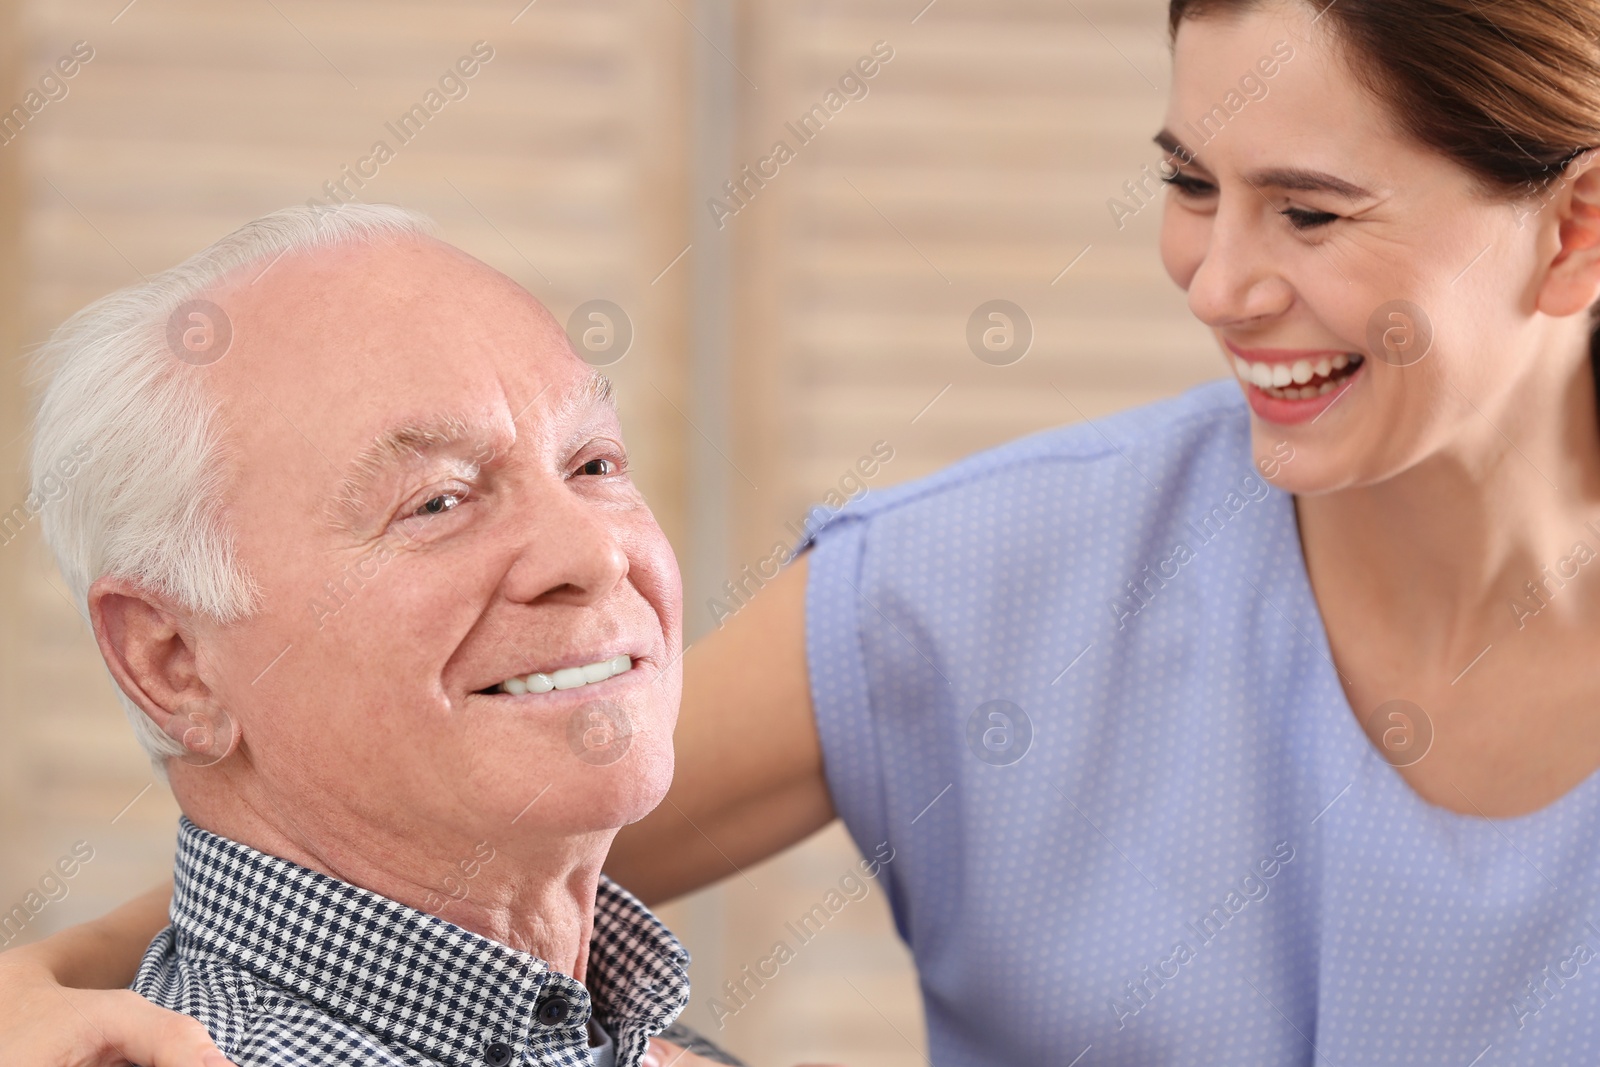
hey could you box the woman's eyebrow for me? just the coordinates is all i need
[1245,166,1375,200]
[1153,128,1376,200]
[1154,128,1196,163]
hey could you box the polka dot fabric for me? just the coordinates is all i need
[802,379,1600,1066]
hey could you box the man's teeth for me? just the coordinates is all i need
[497,655,633,695]
[1233,353,1361,399]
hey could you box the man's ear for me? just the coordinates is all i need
[1538,154,1600,317]
[88,576,238,765]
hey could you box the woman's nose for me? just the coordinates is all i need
[1184,203,1296,328]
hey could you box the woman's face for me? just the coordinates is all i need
[1160,2,1575,493]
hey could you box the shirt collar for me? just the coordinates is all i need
[169,816,690,1067]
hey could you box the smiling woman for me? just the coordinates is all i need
[604,1,1600,1063]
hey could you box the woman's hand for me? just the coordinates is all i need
[644,1036,845,1067]
[0,947,234,1067]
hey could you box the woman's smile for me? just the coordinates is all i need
[1224,338,1367,424]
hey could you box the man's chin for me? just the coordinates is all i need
[542,739,675,833]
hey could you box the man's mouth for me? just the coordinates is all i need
[477,654,634,696]
[1231,352,1366,400]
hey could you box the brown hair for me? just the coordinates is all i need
[1168,0,1600,383]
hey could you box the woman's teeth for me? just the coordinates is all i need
[496,654,633,695]
[1233,353,1363,400]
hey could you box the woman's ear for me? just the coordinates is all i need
[88,575,238,765]
[1538,154,1600,317]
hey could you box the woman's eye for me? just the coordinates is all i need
[580,457,615,477]
[1280,207,1341,231]
[1160,172,1216,197]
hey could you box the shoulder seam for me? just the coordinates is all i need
[832,387,1242,526]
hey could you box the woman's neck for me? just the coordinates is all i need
[1296,328,1600,667]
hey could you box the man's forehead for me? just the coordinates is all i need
[216,235,560,377]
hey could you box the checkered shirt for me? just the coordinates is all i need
[132,817,702,1067]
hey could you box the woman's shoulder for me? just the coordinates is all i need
[813,377,1252,538]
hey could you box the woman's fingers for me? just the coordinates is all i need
[643,1038,698,1067]
[644,1037,736,1067]
[91,990,237,1067]
[0,967,236,1067]
[643,1036,847,1067]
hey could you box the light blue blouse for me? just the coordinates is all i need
[803,378,1600,1065]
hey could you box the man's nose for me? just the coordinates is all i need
[501,486,630,607]
[1185,201,1295,329]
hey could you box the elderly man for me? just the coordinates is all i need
[22,204,748,1067]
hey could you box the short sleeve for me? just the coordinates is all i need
[801,516,896,907]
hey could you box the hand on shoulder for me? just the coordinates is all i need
[0,948,234,1067]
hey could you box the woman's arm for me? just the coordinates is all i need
[608,553,835,903]
[22,880,169,991]
[0,879,234,1066]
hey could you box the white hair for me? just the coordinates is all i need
[27,202,436,764]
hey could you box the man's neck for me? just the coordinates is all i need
[171,767,615,984]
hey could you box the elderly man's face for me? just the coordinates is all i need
[187,236,681,847]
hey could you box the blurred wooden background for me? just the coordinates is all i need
[0,1,1215,1063]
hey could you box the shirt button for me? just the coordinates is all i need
[484,1040,514,1066]
[537,996,572,1026]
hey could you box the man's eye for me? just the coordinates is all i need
[411,491,465,517]
[580,458,615,477]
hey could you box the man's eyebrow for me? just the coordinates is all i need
[1153,129,1377,201]
[327,414,485,530]
[552,370,616,425]
[326,372,617,531]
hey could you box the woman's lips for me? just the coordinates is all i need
[1224,340,1367,425]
